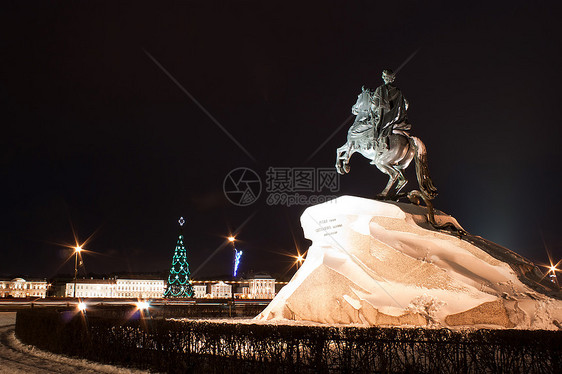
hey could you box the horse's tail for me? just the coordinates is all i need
[410,136,438,200]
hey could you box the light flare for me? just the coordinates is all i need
[291,249,307,269]
[136,301,150,310]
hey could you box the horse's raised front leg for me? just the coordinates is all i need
[335,143,352,175]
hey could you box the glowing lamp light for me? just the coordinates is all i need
[228,236,236,242]
[296,254,304,263]
[77,302,87,311]
[75,246,82,253]
[136,301,149,310]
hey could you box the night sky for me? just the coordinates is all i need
[2,2,561,280]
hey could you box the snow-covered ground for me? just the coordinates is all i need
[0,312,150,374]
[257,196,562,329]
[0,312,16,328]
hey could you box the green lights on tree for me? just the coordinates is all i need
[164,217,194,298]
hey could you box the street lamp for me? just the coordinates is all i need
[292,248,306,269]
[227,235,243,302]
[549,263,560,287]
[73,246,82,298]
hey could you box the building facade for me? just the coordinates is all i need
[210,281,232,298]
[65,279,115,298]
[190,276,281,299]
[115,279,165,298]
[0,278,48,298]
[65,278,165,298]
[193,284,207,298]
[247,275,276,299]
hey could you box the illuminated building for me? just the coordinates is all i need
[189,277,287,299]
[246,274,276,299]
[193,284,207,298]
[65,279,115,298]
[115,278,165,298]
[0,278,48,298]
[65,278,165,298]
[210,281,232,298]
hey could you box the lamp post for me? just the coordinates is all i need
[228,236,236,278]
[73,246,82,298]
[229,236,244,278]
[228,235,238,304]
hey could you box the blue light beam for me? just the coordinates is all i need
[233,249,243,277]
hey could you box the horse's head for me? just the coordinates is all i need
[352,87,372,114]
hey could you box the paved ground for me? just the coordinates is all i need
[0,312,149,374]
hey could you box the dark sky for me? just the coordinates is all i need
[2,1,561,280]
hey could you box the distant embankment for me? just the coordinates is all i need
[15,308,562,373]
[0,298,269,315]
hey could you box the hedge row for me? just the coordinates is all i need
[15,308,562,373]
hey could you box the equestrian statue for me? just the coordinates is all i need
[336,69,438,203]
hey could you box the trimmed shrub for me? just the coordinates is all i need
[15,308,562,373]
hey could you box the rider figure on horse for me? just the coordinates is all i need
[337,68,437,200]
[371,69,411,147]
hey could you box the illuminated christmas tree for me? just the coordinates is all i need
[164,217,194,297]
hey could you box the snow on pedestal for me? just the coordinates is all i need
[257,195,562,329]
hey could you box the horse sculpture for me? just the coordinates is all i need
[335,87,438,201]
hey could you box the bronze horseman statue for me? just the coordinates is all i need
[336,69,438,203]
